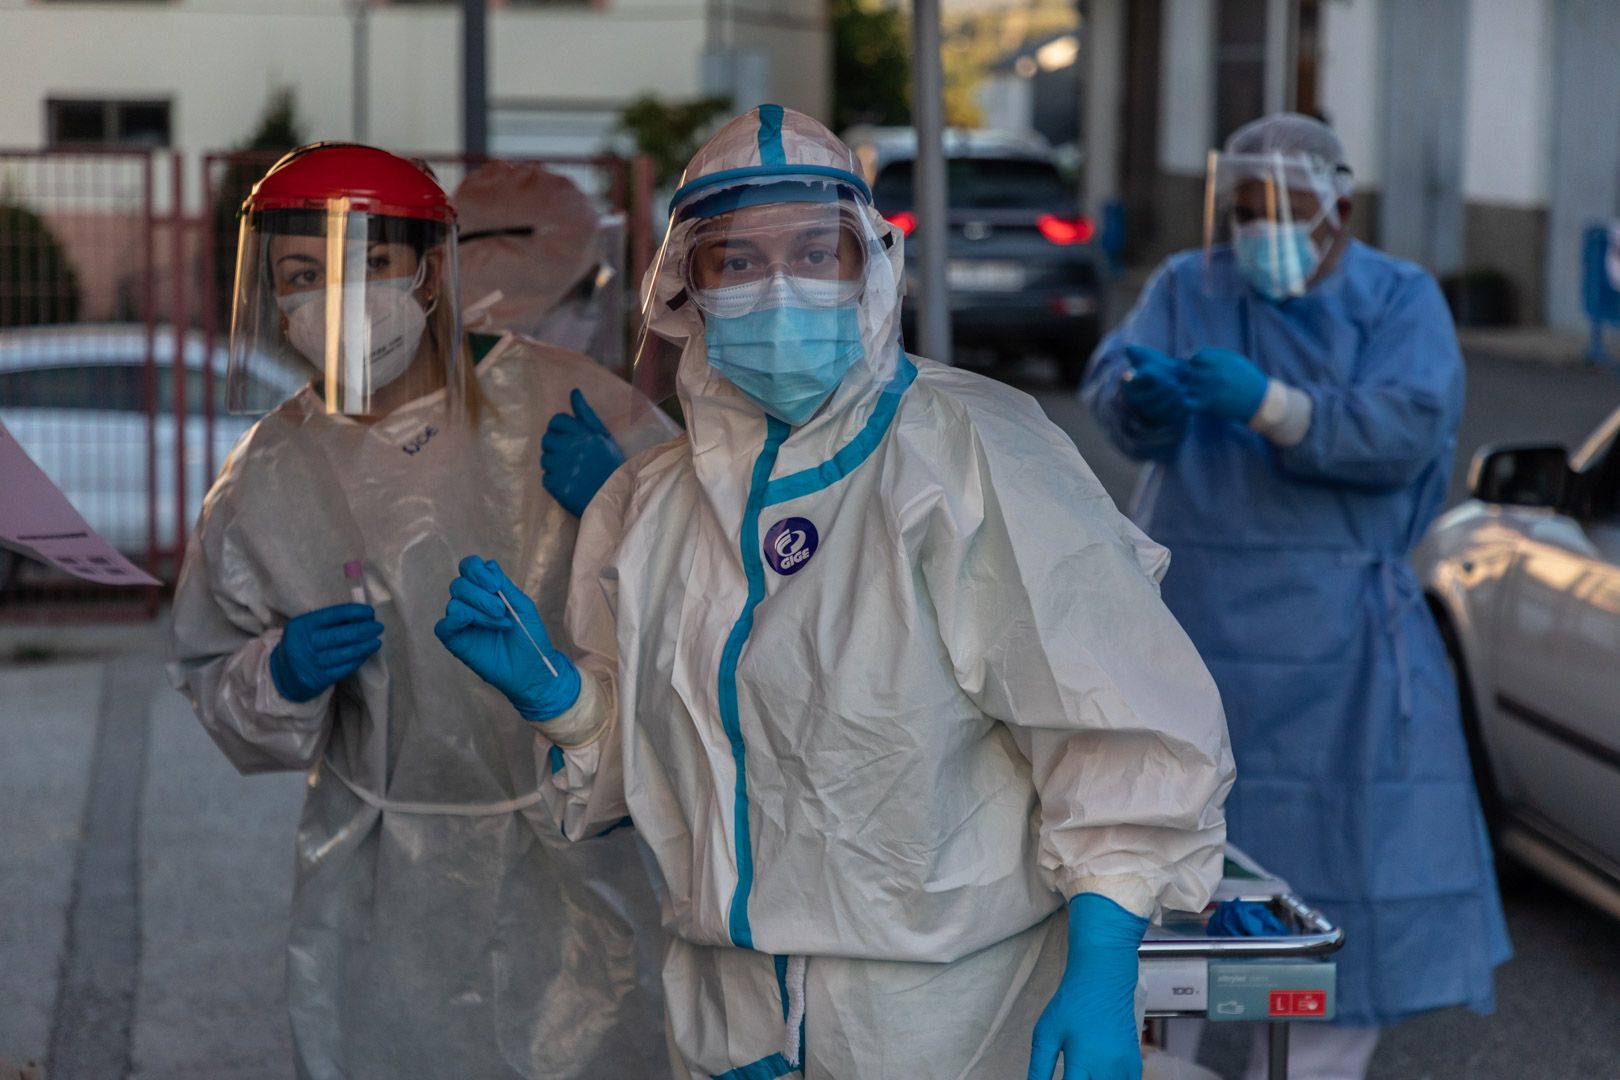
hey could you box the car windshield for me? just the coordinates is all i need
[872,158,1073,213]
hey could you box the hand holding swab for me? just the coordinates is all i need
[498,588,560,678]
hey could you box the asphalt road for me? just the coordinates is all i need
[2,349,1618,1079]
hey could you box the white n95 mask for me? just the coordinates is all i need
[278,268,430,390]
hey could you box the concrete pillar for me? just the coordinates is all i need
[1546,0,1620,330]
[1379,0,1468,273]
[1081,0,1126,218]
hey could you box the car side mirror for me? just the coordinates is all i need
[1468,444,1570,508]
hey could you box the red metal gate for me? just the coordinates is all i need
[0,149,168,618]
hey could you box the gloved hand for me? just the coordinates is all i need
[542,389,626,518]
[1121,345,1189,428]
[1183,347,1268,424]
[1027,892,1150,1080]
[1205,899,1290,938]
[434,555,582,722]
[269,603,384,703]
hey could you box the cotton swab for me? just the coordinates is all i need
[498,589,560,678]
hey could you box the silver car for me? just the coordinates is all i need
[0,324,300,563]
[1417,412,1620,920]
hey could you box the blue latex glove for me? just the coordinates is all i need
[269,603,384,703]
[1183,347,1269,424]
[433,555,581,722]
[1028,892,1149,1080]
[1121,345,1189,428]
[542,389,626,518]
[1205,899,1290,938]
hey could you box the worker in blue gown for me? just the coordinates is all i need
[1081,113,1511,1079]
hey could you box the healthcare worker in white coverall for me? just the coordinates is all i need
[168,142,674,1079]
[436,108,1236,1080]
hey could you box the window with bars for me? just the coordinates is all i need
[46,99,172,148]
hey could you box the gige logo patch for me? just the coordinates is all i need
[763,517,819,576]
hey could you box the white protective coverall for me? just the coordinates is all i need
[169,337,677,1079]
[533,108,1235,1079]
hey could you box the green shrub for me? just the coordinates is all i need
[0,201,81,327]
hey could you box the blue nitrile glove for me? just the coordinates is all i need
[1205,899,1290,938]
[541,389,626,518]
[269,603,384,703]
[1183,347,1269,424]
[434,555,581,722]
[1027,892,1150,1080]
[1121,345,1189,428]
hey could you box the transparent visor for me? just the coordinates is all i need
[632,179,886,407]
[1203,150,1344,298]
[226,205,462,417]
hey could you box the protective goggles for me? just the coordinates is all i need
[682,203,867,317]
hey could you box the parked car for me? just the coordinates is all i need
[1417,410,1620,919]
[846,126,1103,385]
[0,323,301,562]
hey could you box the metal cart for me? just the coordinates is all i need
[1139,847,1345,1080]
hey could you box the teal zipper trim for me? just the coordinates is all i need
[717,415,791,948]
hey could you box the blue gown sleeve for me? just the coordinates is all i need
[1079,261,1189,461]
[1276,271,1464,491]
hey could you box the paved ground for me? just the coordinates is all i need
[0,624,301,1078]
[2,347,1618,1078]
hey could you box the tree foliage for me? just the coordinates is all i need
[619,96,733,190]
[0,200,80,327]
[832,0,911,131]
[210,88,305,322]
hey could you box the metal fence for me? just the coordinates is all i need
[1,147,651,619]
[0,149,164,617]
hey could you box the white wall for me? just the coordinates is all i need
[0,0,823,204]
[1157,0,1214,175]
[1316,0,1382,189]
[1461,0,1554,206]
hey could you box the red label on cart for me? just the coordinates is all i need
[1269,990,1328,1018]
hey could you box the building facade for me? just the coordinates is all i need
[1082,0,1620,329]
[0,0,830,208]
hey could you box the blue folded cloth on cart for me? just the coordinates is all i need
[1205,900,1290,938]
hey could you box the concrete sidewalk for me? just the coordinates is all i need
[0,621,300,1079]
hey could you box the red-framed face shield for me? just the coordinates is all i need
[226,143,462,417]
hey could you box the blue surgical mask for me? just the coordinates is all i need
[702,303,864,425]
[1233,221,1321,302]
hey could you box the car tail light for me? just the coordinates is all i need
[1036,213,1095,245]
[885,211,918,237]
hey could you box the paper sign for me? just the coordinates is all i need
[0,418,161,587]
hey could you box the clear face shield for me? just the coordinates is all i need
[226,205,462,417]
[630,176,901,419]
[1203,150,1345,301]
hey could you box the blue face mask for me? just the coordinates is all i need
[1233,221,1321,302]
[703,304,864,425]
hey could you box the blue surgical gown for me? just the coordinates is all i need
[1082,241,1511,1025]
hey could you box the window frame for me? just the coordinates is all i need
[45,97,173,149]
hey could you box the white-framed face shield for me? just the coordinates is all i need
[631,174,899,410]
[1203,150,1347,301]
[226,205,462,416]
